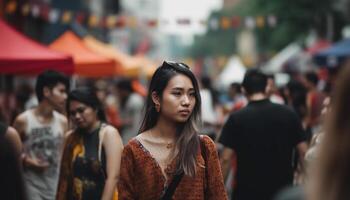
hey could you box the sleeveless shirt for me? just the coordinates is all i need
[22,110,65,199]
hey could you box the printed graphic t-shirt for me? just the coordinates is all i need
[23,110,65,200]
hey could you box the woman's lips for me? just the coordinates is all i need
[179,110,190,115]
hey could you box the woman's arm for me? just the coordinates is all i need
[101,126,124,200]
[202,136,228,200]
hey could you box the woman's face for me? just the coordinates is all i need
[69,100,98,129]
[157,74,196,123]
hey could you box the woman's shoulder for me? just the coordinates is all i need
[122,137,142,154]
[199,135,217,153]
[199,135,215,145]
[101,124,119,133]
[100,124,122,139]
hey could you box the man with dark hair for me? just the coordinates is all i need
[34,70,70,113]
[241,69,268,94]
[219,69,308,200]
[13,70,70,200]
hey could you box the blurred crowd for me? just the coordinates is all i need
[0,58,348,200]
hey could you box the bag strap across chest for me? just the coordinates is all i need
[161,136,208,200]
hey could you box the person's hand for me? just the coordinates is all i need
[23,156,49,173]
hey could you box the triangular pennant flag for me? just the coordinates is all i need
[199,19,207,27]
[147,19,158,28]
[40,5,50,21]
[31,4,40,18]
[5,1,17,14]
[88,15,100,27]
[221,17,231,29]
[177,18,191,25]
[48,9,60,24]
[61,11,72,24]
[267,15,277,27]
[116,16,126,27]
[232,16,240,28]
[256,16,265,28]
[99,17,108,28]
[160,19,170,26]
[106,15,117,28]
[127,16,138,28]
[21,4,31,16]
[209,18,219,30]
[76,12,86,24]
[245,16,255,29]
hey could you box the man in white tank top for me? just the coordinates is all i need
[13,70,70,200]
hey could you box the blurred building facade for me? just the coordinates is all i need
[223,0,240,9]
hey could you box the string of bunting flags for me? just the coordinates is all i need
[4,1,278,30]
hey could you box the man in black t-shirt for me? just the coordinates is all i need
[219,70,308,200]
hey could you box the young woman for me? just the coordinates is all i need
[57,88,123,200]
[118,61,227,200]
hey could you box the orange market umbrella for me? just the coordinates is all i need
[83,36,157,77]
[129,55,158,78]
[83,36,125,75]
[49,31,115,77]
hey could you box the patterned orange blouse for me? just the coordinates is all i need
[117,135,228,200]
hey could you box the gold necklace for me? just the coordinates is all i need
[150,129,174,149]
[166,143,173,149]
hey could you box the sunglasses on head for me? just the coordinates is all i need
[162,61,190,69]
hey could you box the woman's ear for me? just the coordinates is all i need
[151,91,160,106]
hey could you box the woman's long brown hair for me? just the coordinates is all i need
[139,61,202,177]
[308,63,350,200]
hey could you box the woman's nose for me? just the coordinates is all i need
[181,95,190,105]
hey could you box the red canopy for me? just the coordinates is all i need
[0,19,74,75]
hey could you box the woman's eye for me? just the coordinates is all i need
[172,92,181,96]
[77,108,85,113]
[189,92,195,96]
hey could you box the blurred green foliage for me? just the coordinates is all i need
[190,0,346,58]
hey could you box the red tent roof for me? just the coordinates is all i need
[0,19,74,75]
